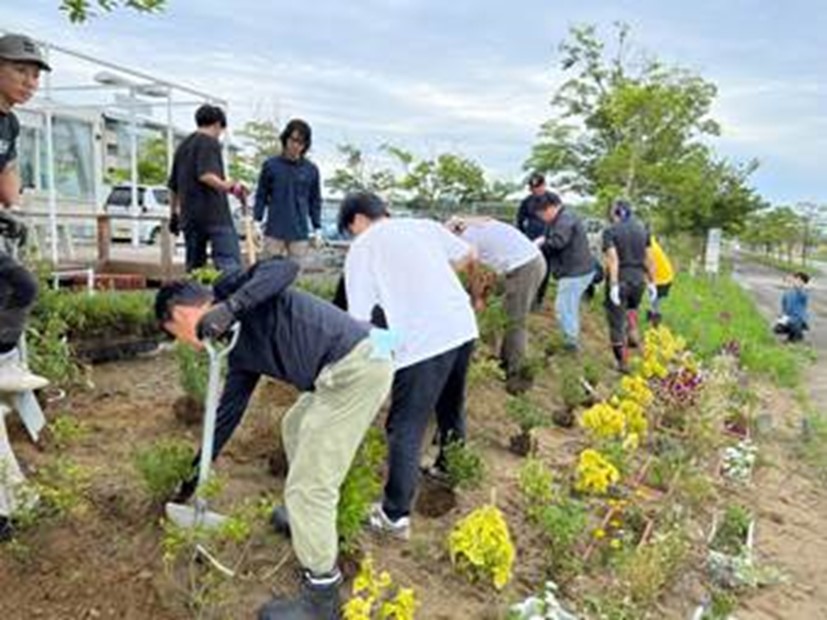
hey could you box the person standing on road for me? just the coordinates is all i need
[168,104,246,273]
[446,216,545,393]
[516,172,553,310]
[533,193,595,352]
[338,192,478,540]
[602,200,657,372]
[0,32,51,543]
[155,257,393,619]
[254,119,323,266]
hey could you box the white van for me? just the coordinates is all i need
[103,184,171,244]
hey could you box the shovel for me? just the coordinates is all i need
[165,324,241,530]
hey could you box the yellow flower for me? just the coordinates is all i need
[622,431,640,452]
[342,596,374,620]
[581,402,625,438]
[575,449,620,495]
[593,528,606,540]
[609,520,622,529]
[448,505,515,590]
[610,539,622,550]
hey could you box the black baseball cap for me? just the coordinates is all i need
[0,34,51,71]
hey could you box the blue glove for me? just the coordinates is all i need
[368,328,399,361]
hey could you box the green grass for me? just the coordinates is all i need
[663,273,805,387]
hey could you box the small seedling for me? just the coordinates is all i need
[443,441,486,490]
[133,439,196,502]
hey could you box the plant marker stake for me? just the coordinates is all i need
[165,325,241,530]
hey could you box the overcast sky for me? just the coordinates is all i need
[3,0,826,204]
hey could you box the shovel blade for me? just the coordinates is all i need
[165,501,227,530]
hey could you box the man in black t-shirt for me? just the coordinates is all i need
[516,173,553,309]
[168,105,247,272]
[0,32,51,543]
[602,200,658,372]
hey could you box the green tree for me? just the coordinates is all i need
[230,119,281,185]
[527,23,762,235]
[60,0,166,22]
[326,143,397,196]
[105,134,168,185]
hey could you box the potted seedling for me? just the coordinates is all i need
[554,362,587,427]
[584,500,654,562]
[507,396,546,456]
[718,440,757,485]
[707,504,756,588]
[415,441,485,518]
[723,409,751,440]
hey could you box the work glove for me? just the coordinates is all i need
[168,212,180,236]
[229,182,249,202]
[647,283,658,304]
[309,229,326,249]
[0,209,27,246]
[533,236,545,248]
[609,283,621,306]
[196,302,237,341]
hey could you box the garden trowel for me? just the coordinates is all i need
[165,324,240,530]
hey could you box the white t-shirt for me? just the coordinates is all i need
[459,219,542,275]
[345,218,479,370]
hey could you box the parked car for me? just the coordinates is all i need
[104,184,170,245]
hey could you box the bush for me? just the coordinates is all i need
[443,441,486,490]
[175,343,209,405]
[134,439,196,501]
[448,504,515,590]
[338,427,387,552]
[507,396,546,435]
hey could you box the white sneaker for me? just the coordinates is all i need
[0,351,49,392]
[367,503,411,540]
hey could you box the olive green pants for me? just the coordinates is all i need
[282,338,393,574]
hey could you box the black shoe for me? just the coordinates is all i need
[258,569,342,620]
[170,476,198,504]
[270,505,291,538]
[0,516,14,542]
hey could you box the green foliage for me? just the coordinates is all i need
[582,355,602,387]
[798,411,827,483]
[467,355,506,389]
[527,23,763,236]
[664,273,804,387]
[26,314,79,386]
[231,120,282,184]
[712,505,752,556]
[477,296,510,348]
[614,529,690,609]
[175,343,209,404]
[49,414,88,450]
[133,439,195,501]
[517,458,555,522]
[537,498,588,578]
[338,427,387,552]
[189,266,222,285]
[10,457,91,529]
[326,143,398,197]
[560,361,586,409]
[507,396,546,434]
[60,0,166,22]
[294,276,339,301]
[442,441,486,490]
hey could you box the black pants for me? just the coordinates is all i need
[382,340,475,520]
[184,224,242,272]
[0,252,38,351]
[774,320,806,342]
[605,280,645,345]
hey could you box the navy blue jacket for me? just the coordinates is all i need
[516,193,549,240]
[207,258,367,461]
[253,156,322,241]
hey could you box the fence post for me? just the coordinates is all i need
[160,217,173,280]
[96,214,111,264]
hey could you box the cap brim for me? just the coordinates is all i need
[0,54,51,72]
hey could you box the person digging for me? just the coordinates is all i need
[155,256,394,620]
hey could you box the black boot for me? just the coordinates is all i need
[258,569,342,620]
[270,505,291,538]
[0,516,14,542]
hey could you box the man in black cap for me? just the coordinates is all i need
[0,32,51,542]
[516,173,553,310]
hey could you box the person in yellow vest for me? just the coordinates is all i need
[647,236,674,326]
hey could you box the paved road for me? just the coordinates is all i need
[733,252,826,403]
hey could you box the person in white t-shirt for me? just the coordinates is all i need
[338,193,478,539]
[446,216,546,393]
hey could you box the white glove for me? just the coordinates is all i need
[533,236,545,248]
[647,283,658,304]
[609,284,621,306]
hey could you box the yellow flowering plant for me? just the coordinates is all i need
[619,375,654,409]
[581,402,625,438]
[342,555,417,620]
[447,504,515,590]
[574,449,620,495]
